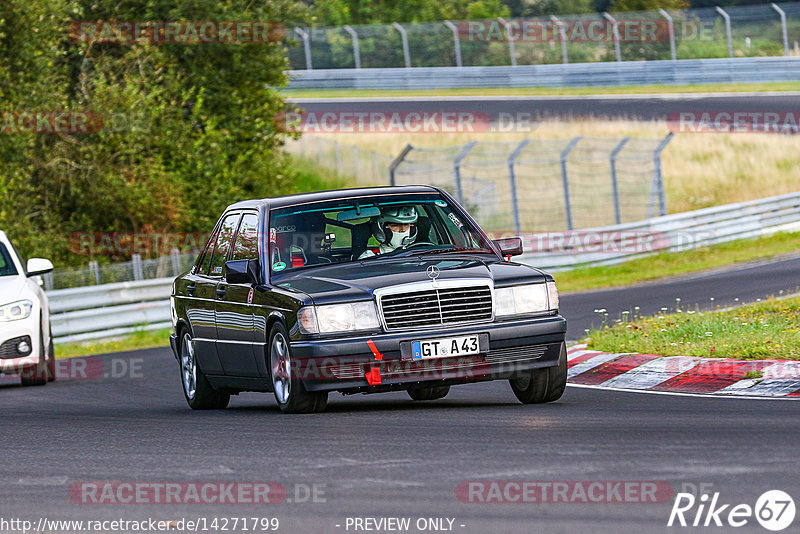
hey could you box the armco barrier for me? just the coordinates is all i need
[48,278,173,343]
[518,191,800,270]
[286,57,800,90]
[47,191,800,342]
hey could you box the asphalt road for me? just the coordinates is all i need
[289,92,800,121]
[2,257,800,534]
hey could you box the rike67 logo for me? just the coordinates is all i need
[668,490,795,531]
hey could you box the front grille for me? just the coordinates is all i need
[0,336,32,359]
[380,285,493,330]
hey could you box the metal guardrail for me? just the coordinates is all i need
[518,190,800,271]
[287,56,800,90]
[47,191,800,342]
[49,278,173,343]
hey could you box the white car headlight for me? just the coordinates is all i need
[495,283,556,317]
[0,300,33,322]
[297,301,380,334]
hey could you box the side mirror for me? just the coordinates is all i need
[224,259,259,285]
[26,258,54,277]
[493,237,523,258]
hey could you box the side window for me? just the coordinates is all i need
[231,213,259,261]
[208,213,241,277]
[198,227,220,276]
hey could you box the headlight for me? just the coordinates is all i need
[0,300,33,322]
[297,301,380,334]
[495,283,556,317]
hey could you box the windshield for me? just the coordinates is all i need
[0,243,19,277]
[268,193,495,274]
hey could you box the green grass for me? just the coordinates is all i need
[587,296,800,360]
[555,230,800,294]
[283,81,800,99]
[288,156,352,192]
[56,327,172,359]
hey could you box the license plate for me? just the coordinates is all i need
[411,335,480,360]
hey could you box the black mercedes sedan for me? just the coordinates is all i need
[170,186,567,413]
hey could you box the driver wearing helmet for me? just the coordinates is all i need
[358,205,418,259]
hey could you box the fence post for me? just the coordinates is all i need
[715,7,733,58]
[444,20,463,67]
[658,9,677,61]
[43,272,54,291]
[453,141,478,204]
[371,151,379,183]
[88,260,100,285]
[550,16,569,64]
[335,141,342,175]
[132,254,143,281]
[170,248,181,276]
[294,28,312,70]
[498,18,517,66]
[389,144,414,186]
[343,25,361,68]
[560,137,582,230]
[392,22,411,67]
[609,137,631,225]
[771,3,790,56]
[507,139,530,235]
[353,146,360,181]
[651,133,674,218]
[603,13,622,62]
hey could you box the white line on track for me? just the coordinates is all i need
[566,382,799,401]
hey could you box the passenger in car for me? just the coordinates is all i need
[358,205,419,259]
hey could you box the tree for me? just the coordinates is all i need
[0,0,307,265]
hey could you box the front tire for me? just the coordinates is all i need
[269,323,327,414]
[46,329,56,382]
[180,330,229,410]
[407,385,450,401]
[509,342,567,404]
[21,329,48,386]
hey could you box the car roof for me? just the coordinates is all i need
[225,185,440,211]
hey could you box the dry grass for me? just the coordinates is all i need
[301,119,800,213]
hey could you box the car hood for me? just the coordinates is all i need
[272,255,548,305]
[0,274,28,304]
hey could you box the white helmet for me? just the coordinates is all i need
[373,205,418,247]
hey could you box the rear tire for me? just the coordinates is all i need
[407,385,450,401]
[269,323,327,414]
[509,342,567,404]
[180,330,230,410]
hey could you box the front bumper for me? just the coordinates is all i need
[0,314,42,375]
[290,315,567,392]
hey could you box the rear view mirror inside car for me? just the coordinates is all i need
[337,205,381,222]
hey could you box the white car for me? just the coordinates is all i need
[0,231,55,386]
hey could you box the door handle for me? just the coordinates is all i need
[216,286,227,298]
[186,283,196,296]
